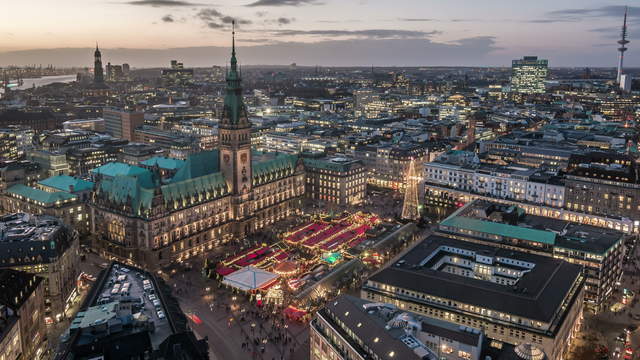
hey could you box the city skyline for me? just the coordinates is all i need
[1,0,639,67]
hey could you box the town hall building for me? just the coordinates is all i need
[90,29,305,269]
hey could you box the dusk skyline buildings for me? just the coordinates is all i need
[0,1,639,67]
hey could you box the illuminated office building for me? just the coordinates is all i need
[510,56,548,94]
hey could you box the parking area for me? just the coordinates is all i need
[96,263,173,347]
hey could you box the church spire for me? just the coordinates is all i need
[94,42,104,85]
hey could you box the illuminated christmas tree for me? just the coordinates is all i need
[401,159,421,221]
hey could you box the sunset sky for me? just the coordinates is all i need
[0,0,638,67]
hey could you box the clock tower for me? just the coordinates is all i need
[219,21,254,236]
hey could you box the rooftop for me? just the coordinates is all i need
[60,261,208,359]
[91,162,149,178]
[139,156,185,171]
[317,295,482,360]
[368,235,583,323]
[6,184,77,205]
[38,175,94,193]
[302,156,362,172]
[440,200,624,255]
[74,263,172,348]
[0,213,65,243]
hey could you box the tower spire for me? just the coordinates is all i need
[232,20,236,57]
[617,6,630,84]
[230,20,237,72]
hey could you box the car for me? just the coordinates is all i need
[613,348,621,359]
[625,325,638,333]
[188,313,203,325]
[616,333,626,343]
[157,310,165,319]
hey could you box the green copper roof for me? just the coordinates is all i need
[171,150,219,182]
[91,162,149,178]
[252,152,298,186]
[38,175,94,193]
[93,162,159,215]
[99,175,155,215]
[441,216,556,245]
[140,156,185,170]
[7,184,77,204]
[162,171,228,204]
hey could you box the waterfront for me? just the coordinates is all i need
[16,74,76,89]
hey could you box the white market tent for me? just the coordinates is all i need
[222,266,279,292]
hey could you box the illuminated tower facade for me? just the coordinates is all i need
[617,7,630,84]
[219,21,254,236]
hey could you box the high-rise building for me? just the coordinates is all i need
[510,56,548,94]
[620,74,632,92]
[103,107,144,141]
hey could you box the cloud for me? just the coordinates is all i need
[527,19,576,24]
[268,29,440,39]
[400,18,434,22]
[545,5,640,23]
[239,38,278,43]
[246,0,320,7]
[0,36,502,67]
[126,0,201,6]
[196,8,251,29]
[196,8,223,21]
[277,17,294,25]
[161,14,175,22]
[255,11,268,17]
[221,16,251,25]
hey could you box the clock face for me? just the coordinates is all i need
[223,154,230,163]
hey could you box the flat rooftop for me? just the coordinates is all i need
[441,200,624,255]
[0,213,62,243]
[319,295,482,360]
[87,263,172,348]
[368,235,583,323]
